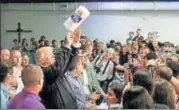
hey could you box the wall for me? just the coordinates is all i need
[1,3,179,49]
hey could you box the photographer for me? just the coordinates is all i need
[92,48,116,93]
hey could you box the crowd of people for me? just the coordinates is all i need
[1,28,179,109]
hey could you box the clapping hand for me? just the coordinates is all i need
[86,102,97,109]
[90,91,100,100]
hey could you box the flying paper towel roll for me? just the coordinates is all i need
[63,5,90,32]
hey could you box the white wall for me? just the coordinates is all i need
[1,4,179,49]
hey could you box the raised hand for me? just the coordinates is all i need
[73,28,81,43]
[66,31,74,46]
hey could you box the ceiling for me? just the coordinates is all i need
[1,0,177,3]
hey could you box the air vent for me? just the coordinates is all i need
[59,4,68,8]
[54,3,75,10]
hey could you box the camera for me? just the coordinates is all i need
[94,66,101,73]
[166,58,172,63]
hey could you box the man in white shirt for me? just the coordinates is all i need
[10,50,23,96]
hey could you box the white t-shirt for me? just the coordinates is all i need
[15,69,24,94]
[9,67,24,96]
[82,70,90,94]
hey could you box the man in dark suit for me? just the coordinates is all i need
[35,30,81,109]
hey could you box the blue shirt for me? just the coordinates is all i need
[8,89,45,109]
[65,71,90,109]
[0,83,9,109]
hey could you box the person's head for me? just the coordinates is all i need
[10,50,22,66]
[96,42,104,51]
[21,64,44,94]
[80,36,87,45]
[170,54,179,63]
[139,41,150,55]
[40,35,46,40]
[145,52,158,61]
[60,40,65,47]
[80,40,93,56]
[144,52,158,70]
[133,70,154,95]
[109,43,116,49]
[45,40,50,46]
[167,61,179,78]
[38,40,45,47]
[21,54,29,68]
[122,45,127,54]
[109,40,116,49]
[22,38,28,46]
[153,65,173,81]
[77,49,88,66]
[136,28,142,35]
[13,39,18,45]
[52,40,58,47]
[115,42,122,52]
[0,60,17,88]
[148,41,156,52]
[93,39,98,49]
[1,48,10,60]
[131,43,138,52]
[129,31,134,37]
[104,48,115,60]
[110,40,115,44]
[123,85,154,109]
[159,43,166,51]
[67,56,84,77]
[31,37,35,43]
[107,80,124,104]
[34,41,39,48]
[35,47,55,67]
[148,32,154,41]
[145,59,158,74]
[93,39,98,46]
[22,38,27,43]
[152,78,176,109]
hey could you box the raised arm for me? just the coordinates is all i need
[41,29,81,80]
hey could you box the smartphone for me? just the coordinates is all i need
[166,58,172,63]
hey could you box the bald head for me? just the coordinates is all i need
[1,48,10,60]
[22,64,43,87]
[10,50,22,66]
[35,47,55,66]
[154,65,173,81]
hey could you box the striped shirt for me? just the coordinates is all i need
[65,71,90,109]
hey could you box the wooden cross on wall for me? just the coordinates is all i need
[6,22,32,43]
